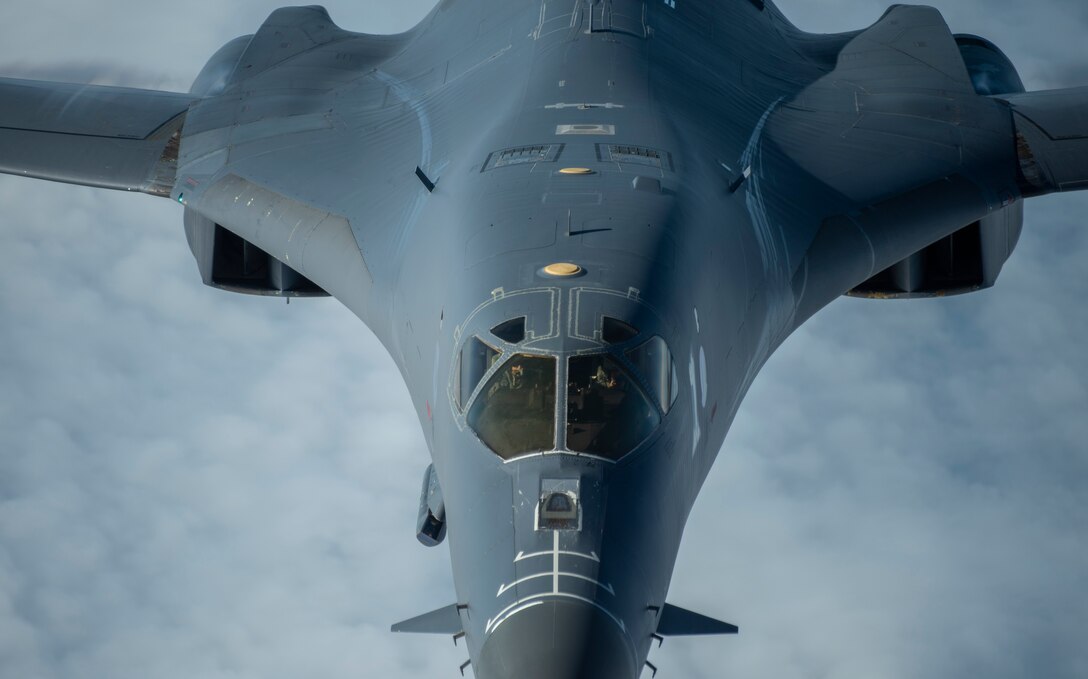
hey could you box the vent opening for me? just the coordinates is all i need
[600,144,669,169]
[484,144,562,171]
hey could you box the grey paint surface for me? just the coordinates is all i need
[2,1,1088,679]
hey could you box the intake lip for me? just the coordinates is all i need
[475,598,637,679]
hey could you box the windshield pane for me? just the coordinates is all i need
[566,354,661,459]
[467,355,557,459]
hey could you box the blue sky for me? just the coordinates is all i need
[1,2,1086,677]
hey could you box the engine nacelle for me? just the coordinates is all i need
[416,464,447,547]
[183,34,331,298]
[846,35,1027,300]
[848,203,1024,299]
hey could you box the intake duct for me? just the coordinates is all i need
[846,203,1023,299]
[183,209,327,297]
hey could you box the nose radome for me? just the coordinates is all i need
[476,599,637,679]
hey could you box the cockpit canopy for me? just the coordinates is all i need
[456,316,679,462]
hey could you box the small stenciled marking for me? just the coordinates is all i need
[664,0,676,8]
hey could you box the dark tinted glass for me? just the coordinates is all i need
[458,337,500,409]
[491,317,526,344]
[626,336,678,412]
[468,355,556,458]
[566,354,660,459]
[602,317,638,344]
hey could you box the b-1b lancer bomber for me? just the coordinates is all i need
[1,1,1086,677]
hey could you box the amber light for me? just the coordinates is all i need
[543,262,583,277]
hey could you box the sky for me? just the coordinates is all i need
[0,2,1086,678]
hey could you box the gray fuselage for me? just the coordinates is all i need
[363,2,825,674]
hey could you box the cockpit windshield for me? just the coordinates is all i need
[459,327,676,462]
[565,354,661,460]
[467,354,557,459]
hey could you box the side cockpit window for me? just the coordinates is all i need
[467,354,557,459]
[566,354,661,460]
[491,317,526,344]
[601,316,638,344]
[456,337,500,410]
[625,336,680,413]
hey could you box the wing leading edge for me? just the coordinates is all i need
[0,78,196,196]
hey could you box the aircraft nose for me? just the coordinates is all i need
[475,599,636,679]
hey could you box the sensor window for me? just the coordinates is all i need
[537,479,581,531]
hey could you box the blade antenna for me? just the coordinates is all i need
[415,166,437,193]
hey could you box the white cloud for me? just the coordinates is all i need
[0,177,461,678]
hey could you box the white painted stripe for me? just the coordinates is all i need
[486,592,627,636]
[515,549,600,563]
[496,571,615,597]
[485,600,543,635]
[552,531,560,593]
[544,102,625,109]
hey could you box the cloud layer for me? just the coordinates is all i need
[1,1,1086,678]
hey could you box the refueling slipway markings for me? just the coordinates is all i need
[497,534,613,597]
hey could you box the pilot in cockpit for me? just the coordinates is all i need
[593,364,617,389]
